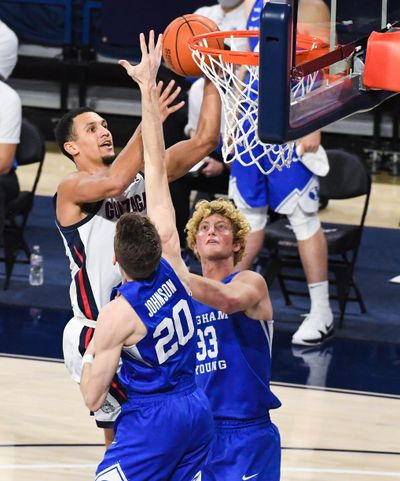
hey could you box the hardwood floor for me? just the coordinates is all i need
[1,357,399,481]
[0,357,103,481]
[319,173,400,229]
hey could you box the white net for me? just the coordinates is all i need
[190,34,321,175]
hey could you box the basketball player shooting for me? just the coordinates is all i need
[55,27,221,447]
[80,31,214,481]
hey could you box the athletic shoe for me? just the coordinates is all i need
[291,311,334,346]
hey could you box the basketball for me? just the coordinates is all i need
[162,14,223,77]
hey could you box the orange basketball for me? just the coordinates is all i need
[162,14,223,77]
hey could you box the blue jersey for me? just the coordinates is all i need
[116,257,197,397]
[230,0,322,213]
[193,272,281,420]
[231,0,303,184]
[246,0,324,93]
[97,258,214,481]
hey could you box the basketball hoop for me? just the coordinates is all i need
[189,30,329,175]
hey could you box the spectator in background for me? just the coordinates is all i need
[0,20,18,81]
[229,0,334,346]
[0,20,21,244]
[170,0,246,252]
[195,0,246,47]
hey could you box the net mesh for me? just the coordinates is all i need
[190,34,321,175]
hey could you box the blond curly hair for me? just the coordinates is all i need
[185,198,250,265]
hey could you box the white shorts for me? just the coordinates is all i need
[63,316,123,428]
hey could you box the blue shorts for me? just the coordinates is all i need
[230,157,319,215]
[229,45,322,215]
[96,385,214,481]
[202,417,281,481]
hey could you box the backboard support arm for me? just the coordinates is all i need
[258,1,399,144]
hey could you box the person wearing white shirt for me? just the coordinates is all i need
[0,20,21,244]
[195,0,247,51]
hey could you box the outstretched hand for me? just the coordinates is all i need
[157,80,185,123]
[119,30,162,88]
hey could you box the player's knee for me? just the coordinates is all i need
[287,206,320,241]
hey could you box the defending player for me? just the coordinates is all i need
[80,31,214,481]
[186,198,281,481]
[55,38,220,445]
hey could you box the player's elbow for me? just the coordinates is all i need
[219,294,242,315]
[81,383,105,412]
[193,127,220,154]
[84,392,103,413]
[204,130,220,152]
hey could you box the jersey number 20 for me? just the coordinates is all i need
[153,299,195,364]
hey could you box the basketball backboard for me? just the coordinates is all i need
[257,0,400,144]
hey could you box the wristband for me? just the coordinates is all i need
[82,353,94,366]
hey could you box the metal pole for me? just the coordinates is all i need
[330,0,337,51]
[381,0,388,29]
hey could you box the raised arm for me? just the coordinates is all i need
[108,77,185,190]
[165,78,221,181]
[56,81,184,211]
[190,270,273,320]
[120,32,189,287]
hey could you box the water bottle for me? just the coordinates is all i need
[29,245,44,286]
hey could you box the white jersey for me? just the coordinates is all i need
[0,20,18,80]
[0,81,21,144]
[56,172,146,321]
[194,3,247,51]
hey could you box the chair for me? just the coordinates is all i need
[260,149,372,326]
[1,118,46,289]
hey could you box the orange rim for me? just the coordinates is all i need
[189,30,330,67]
